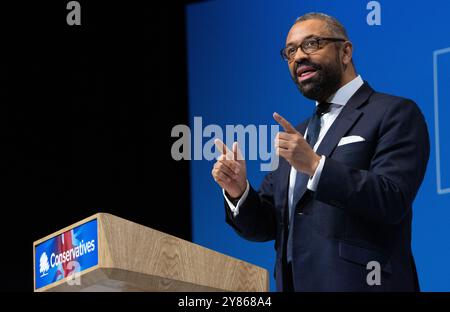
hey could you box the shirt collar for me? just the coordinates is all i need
[315,75,364,107]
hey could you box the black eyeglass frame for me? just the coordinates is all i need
[280,37,347,61]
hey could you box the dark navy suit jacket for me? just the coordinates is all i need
[225,82,430,291]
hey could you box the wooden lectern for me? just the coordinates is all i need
[33,213,269,292]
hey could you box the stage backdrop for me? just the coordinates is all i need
[186,0,450,291]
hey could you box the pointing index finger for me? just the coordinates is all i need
[214,139,233,159]
[273,112,298,134]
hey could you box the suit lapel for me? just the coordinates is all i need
[276,82,374,222]
[316,82,374,157]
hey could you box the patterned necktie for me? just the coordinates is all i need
[287,102,331,263]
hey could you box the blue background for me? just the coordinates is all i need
[186,0,450,291]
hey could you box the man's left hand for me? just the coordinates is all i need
[273,112,321,176]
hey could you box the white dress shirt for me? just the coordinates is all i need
[225,75,364,217]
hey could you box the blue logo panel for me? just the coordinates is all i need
[434,48,450,194]
[34,219,98,289]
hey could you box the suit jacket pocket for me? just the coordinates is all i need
[333,141,372,155]
[338,241,392,274]
[332,141,374,169]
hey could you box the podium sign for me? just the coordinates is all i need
[34,219,98,290]
[33,213,269,292]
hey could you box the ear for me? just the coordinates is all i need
[341,41,353,66]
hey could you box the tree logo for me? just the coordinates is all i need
[39,252,50,277]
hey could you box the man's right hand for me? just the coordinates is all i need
[211,139,247,200]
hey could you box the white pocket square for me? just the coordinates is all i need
[338,135,366,147]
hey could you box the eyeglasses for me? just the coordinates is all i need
[280,37,346,62]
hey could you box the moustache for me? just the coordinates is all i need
[294,61,321,75]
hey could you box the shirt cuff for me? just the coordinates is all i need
[307,155,325,192]
[223,180,250,217]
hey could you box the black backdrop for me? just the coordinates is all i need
[1,1,192,291]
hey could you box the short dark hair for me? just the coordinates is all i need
[295,13,355,70]
[295,13,349,40]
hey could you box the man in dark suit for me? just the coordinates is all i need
[211,13,429,291]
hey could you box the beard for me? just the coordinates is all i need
[291,56,343,102]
